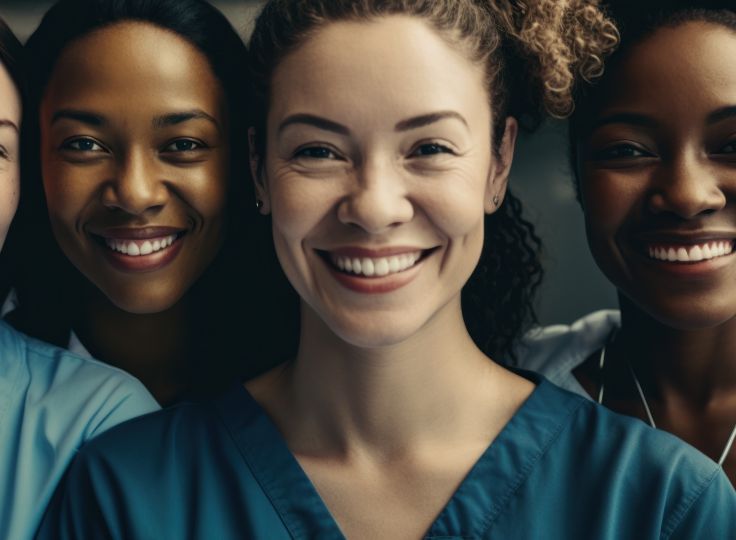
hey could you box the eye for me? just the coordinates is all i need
[62,137,106,152]
[0,145,8,160]
[410,143,454,157]
[592,143,652,160]
[162,139,205,153]
[719,140,736,154]
[293,146,340,160]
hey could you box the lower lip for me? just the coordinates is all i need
[97,235,185,273]
[642,251,735,278]
[322,254,425,294]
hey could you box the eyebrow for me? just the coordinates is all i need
[278,114,350,136]
[395,111,468,132]
[0,119,18,132]
[277,110,469,136]
[51,109,105,126]
[153,110,220,130]
[591,112,657,130]
[707,106,736,125]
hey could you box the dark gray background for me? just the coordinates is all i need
[0,0,618,325]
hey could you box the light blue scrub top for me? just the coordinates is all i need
[37,371,736,539]
[0,320,158,540]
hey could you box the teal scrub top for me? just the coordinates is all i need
[0,321,159,540]
[36,372,736,539]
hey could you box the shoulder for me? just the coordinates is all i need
[508,310,620,388]
[1,320,158,436]
[563,390,734,534]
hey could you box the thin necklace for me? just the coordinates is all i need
[598,343,736,467]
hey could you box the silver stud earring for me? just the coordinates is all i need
[492,194,500,207]
[256,200,263,210]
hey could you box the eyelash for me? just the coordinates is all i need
[293,146,340,160]
[410,142,455,157]
[61,137,107,153]
[592,143,653,161]
[162,139,207,153]
[0,145,8,160]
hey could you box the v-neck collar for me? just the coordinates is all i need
[215,372,584,539]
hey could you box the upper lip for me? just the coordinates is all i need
[89,226,186,240]
[322,246,434,257]
[635,230,736,245]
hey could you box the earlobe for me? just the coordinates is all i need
[248,127,270,214]
[485,117,518,213]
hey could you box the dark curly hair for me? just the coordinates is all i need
[569,0,736,197]
[0,17,23,303]
[248,0,617,358]
[4,0,289,392]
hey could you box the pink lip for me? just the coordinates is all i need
[320,249,429,294]
[95,233,185,273]
[92,226,186,240]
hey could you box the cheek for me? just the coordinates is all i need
[269,176,337,242]
[0,166,20,241]
[181,161,230,222]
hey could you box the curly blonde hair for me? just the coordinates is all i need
[247,0,618,358]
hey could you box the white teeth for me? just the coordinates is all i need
[647,241,734,263]
[330,250,423,277]
[104,234,178,257]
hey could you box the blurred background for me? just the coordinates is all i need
[0,0,618,326]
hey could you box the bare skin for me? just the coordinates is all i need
[248,17,533,538]
[39,23,229,403]
[576,21,736,484]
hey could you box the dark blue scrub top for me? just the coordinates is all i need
[36,373,736,539]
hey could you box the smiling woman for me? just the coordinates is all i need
[512,0,736,486]
[35,1,736,539]
[3,0,280,404]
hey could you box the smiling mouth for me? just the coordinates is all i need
[647,240,734,263]
[321,249,430,277]
[96,233,184,257]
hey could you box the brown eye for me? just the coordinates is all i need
[593,144,650,160]
[294,146,338,159]
[163,139,204,152]
[411,143,453,157]
[62,137,106,152]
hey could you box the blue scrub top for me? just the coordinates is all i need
[37,372,736,539]
[0,321,158,540]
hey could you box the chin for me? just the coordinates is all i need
[102,285,185,315]
[632,294,736,331]
[327,313,425,350]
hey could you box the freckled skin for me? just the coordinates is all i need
[40,22,229,315]
[257,17,513,348]
[0,61,21,249]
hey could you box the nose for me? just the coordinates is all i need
[336,160,414,233]
[647,153,726,219]
[101,149,167,215]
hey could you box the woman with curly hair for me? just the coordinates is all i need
[513,0,736,486]
[37,1,735,538]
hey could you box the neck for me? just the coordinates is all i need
[73,283,194,405]
[259,297,515,459]
[617,295,736,405]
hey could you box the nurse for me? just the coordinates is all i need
[512,0,736,485]
[0,17,157,540]
[37,0,736,538]
[3,0,280,405]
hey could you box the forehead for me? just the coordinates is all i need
[599,21,736,115]
[269,16,489,125]
[43,22,223,115]
[0,62,21,124]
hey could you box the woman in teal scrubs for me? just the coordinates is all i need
[0,17,157,540]
[37,1,736,538]
[512,0,736,486]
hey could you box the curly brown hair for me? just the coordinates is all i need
[248,0,617,358]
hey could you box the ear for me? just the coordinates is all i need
[484,117,518,214]
[248,127,271,214]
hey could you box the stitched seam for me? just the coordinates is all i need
[476,396,588,537]
[660,465,721,540]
